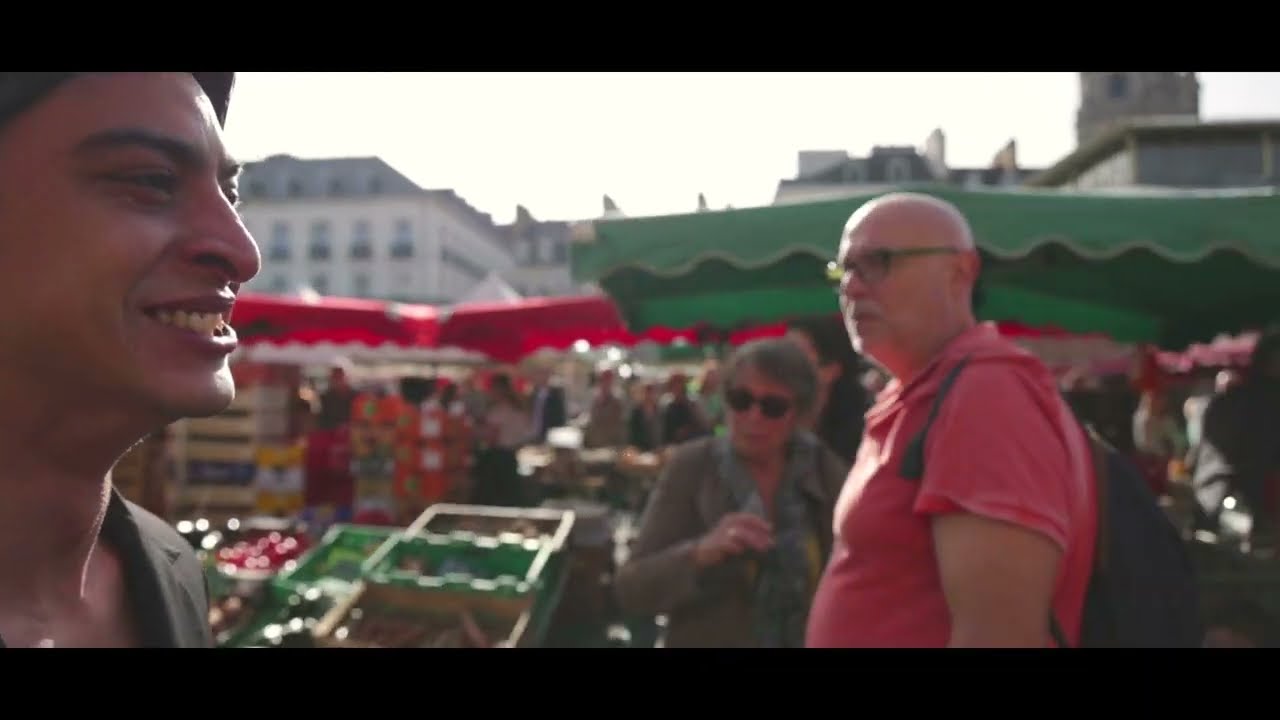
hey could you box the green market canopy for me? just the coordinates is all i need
[571,185,1280,348]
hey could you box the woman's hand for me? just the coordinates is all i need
[693,513,774,568]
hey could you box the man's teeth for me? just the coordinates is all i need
[154,310,228,336]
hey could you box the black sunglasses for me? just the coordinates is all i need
[725,387,792,419]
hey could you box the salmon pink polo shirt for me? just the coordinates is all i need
[805,322,1096,648]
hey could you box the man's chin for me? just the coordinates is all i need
[151,370,236,420]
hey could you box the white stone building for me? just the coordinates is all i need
[236,155,514,304]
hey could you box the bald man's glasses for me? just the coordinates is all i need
[826,247,960,289]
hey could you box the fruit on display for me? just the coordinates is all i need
[215,530,310,575]
[212,586,336,648]
[256,617,318,648]
[333,604,503,648]
[245,587,333,648]
[209,593,256,640]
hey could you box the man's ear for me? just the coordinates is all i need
[960,251,984,310]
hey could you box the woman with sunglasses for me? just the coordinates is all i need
[614,339,850,647]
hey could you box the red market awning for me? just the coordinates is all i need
[437,295,636,362]
[230,293,440,348]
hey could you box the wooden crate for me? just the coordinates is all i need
[182,411,290,440]
[228,385,292,413]
[314,581,534,648]
[182,440,257,464]
[175,486,256,520]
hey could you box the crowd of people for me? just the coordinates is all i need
[0,72,1274,648]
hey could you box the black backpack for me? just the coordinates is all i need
[900,356,1203,648]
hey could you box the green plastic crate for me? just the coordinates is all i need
[272,524,398,596]
[364,534,541,589]
[220,586,339,648]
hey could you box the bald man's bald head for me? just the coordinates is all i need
[843,192,975,252]
[835,192,982,380]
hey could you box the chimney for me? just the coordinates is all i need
[515,204,535,226]
[602,195,624,218]
[697,193,709,211]
[991,139,1018,171]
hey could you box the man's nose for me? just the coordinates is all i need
[183,195,261,287]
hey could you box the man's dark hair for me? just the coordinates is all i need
[0,72,235,129]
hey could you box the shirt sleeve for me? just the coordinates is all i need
[911,362,1073,551]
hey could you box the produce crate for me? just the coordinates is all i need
[362,533,542,590]
[220,586,338,648]
[272,524,398,596]
[405,503,575,556]
[314,580,533,648]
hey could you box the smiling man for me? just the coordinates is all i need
[805,193,1096,648]
[0,73,259,647]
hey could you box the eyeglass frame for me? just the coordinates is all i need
[826,246,961,290]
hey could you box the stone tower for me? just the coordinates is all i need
[1076,72,1200,146]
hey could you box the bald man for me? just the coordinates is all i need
[805,193,1097,648]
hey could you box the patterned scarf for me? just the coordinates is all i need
[715,432,824,648]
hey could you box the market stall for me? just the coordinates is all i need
[571,184,1280,349]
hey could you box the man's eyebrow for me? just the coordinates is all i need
[75,127,241,181]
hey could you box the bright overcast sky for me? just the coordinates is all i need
[222,72,1280,225]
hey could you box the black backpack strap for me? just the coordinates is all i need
[899,355,1086,648]
[900,356,972,482]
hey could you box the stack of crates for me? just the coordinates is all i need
[253,443,306,518]
[393,402,474,521]
[349,392,403,525]
[172,364,296,522]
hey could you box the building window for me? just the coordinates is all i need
[390,239,414,260]
[887,157,911,183]
[1108,73,1128,99]
[249,180,267,198]
[350,240,373,261]
[369,176,383,194]
[394,219,412,242]
[288,179,304,197]
[551,240,568,265]
[328,178,344,196]
[352,274,371,297]
[309,221,331,261]
[528,238,541,265]
[268,222,291,261]
[311,274,328,294]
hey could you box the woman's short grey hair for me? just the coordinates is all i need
[722,337,819,418]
